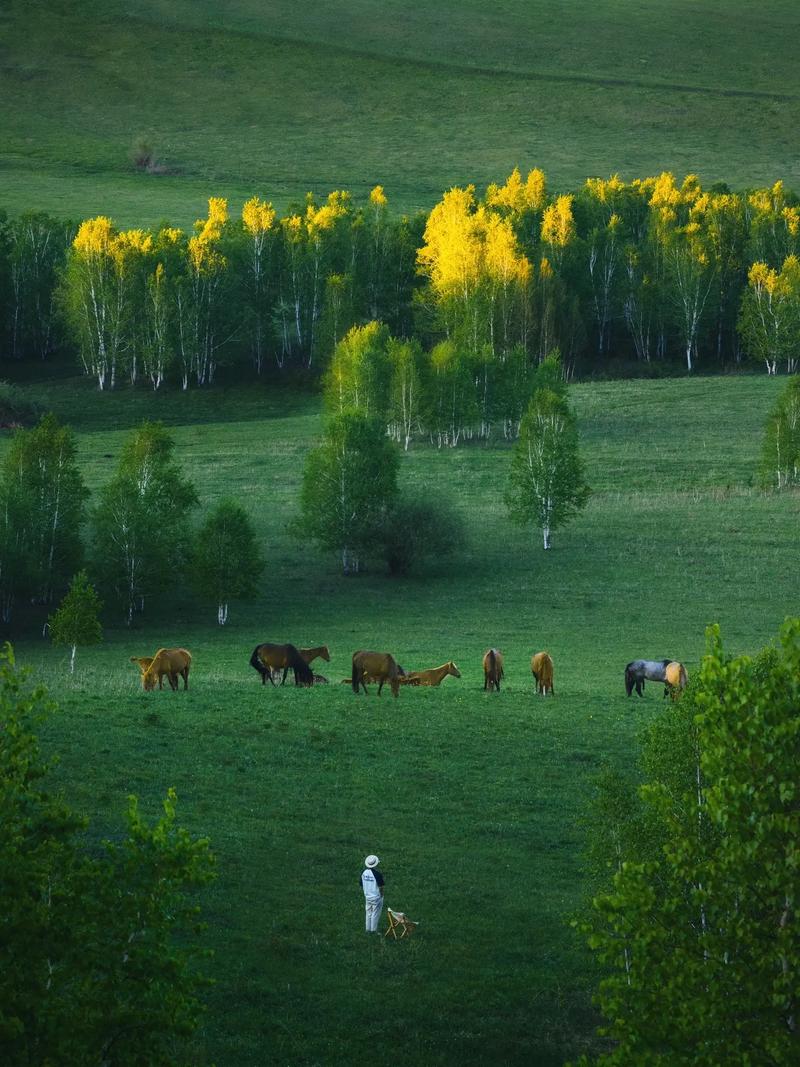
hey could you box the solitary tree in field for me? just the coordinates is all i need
[49,570,102,672]
[505,388,589,549]
[92,421,197,624]
[575,621,800,1066]
[0,645,215,1065]
[298,412,399,574]
[191,501,264,625]
[760,375,800,489]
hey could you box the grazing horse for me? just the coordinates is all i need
[401,661,461,687]
[249,643,314,686]
[483,649,504,692]
[131,648,191,691]
[531,651,554,696]
[351,651,402,697]
[664,661,688,697]
[299,645,331,666]
[625,659,674,697]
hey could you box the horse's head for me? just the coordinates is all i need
[131,656,156,690]
[320,646,331,662]
[448,661,461,678]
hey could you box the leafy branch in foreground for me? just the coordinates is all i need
[574,621,800,1066]
[0,644,216,1066]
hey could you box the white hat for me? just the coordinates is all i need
[364,854,380,868]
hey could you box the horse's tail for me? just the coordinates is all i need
[624,663,634,697]
[489,649,496,677]
[287,644,313,686]
[680,664,688,689]
[250,644,267,678]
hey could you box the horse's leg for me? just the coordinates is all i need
[268,668,277,687]
[168,672,178,691]
[377,679,384,696]
[158,673,164,690]
[183,668,189,690]
[281,666,289,685]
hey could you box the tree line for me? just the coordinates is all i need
[2,171,800,383]
[0,415,264,630]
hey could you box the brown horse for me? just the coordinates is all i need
[299,645,331,666]
[131,648,191,691]
[531,651,554,696]
[401,661,461,687]
[483,649,504,692]
[249,643,314,686]
[351,650,402,697]
[664,660,688,697]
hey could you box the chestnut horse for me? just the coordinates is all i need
[531,651,554,695]
[299,645,331,667]
[351,650,402,697]
[131,648,191,691]
[483,649,504,692]
[401,661,461,687]
[249,643,314,686]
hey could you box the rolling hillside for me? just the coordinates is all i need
[2,0,799,226]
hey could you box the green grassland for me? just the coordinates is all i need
[4,373,797,1064]
[2,0,800,227]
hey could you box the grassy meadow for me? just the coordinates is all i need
[3,371,797,1064]
[3,0,800,226]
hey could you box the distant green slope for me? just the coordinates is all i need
[2,0,799,226]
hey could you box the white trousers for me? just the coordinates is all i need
[365,896,383,933]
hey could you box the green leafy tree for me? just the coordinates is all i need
[760,375,800,489]
[191,500,264,624]
[387,336,424,450]
[8,212,70,361]
[739,256,800,375]
[0,644,215,1065]
[1,414,88,608]
[575,621,800,1066]
[423,340,478,447]
[298,411,399,574]
[48,570,102,672]
[323,320,391,419]
[92,421,197,624]
[377,496,465,576]
[505,387,590,549]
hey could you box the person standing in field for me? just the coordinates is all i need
[361,855,384,933]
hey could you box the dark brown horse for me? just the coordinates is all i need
[351,650,402,697]
[483,648,504,692]
[249,643,314,686]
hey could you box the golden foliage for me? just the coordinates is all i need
[486,167,547,214]
[418,186,530,299]
[541,195,575,249]
[73,217,115,258]
[369,185,388,209]
[242,197,276,237]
